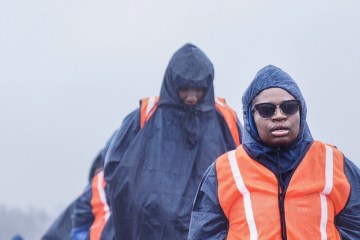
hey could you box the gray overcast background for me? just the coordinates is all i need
[1,0,359,228]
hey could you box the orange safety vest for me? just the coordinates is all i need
[140,96,241,146]
[89,170,110,240]
[216,141,350,240]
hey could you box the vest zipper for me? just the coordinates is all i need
[276,149,287,240]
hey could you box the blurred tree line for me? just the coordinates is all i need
[0,205,53,240]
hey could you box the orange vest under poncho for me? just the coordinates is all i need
[88,96,241,239]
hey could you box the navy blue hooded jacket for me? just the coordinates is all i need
[101,43,242,240]
[188,65,360,239]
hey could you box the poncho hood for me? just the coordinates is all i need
[159,43,215,112]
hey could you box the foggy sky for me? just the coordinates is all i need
[1,0,359,219]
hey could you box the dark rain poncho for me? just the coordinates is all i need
[42,144,110,240]
[188,65,360,239]
[41,202,73,240]
[70,147,108,239]
[70,131,117,239]
[102,43,241,240]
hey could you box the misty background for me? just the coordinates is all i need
[1,0,359,239]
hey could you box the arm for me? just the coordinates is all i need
[335,157,360,239]
[70,132,115,240]
[88,109,141,238]
[103,108,140,186]
[71,185,93,240]
[188,163,229,240]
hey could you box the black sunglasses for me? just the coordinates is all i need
[252,99,301,119]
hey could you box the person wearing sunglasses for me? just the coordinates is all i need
[188,65,360,239]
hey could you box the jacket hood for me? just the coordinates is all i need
[158,43,215,112]
[88,149,105,182]
[242,65,313,174]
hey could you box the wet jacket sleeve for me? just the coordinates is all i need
[188,163,229,240]
[335,157,360,239]
[71,185,93,240]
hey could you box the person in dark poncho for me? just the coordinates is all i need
[70,130,120,240]
[101,43,242,240]
[41,145,110,240]
[188,65,360,239]
[70,146,109,240]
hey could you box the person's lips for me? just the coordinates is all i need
[270,125,290,137]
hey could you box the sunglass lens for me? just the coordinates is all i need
[257,104,276,118]
[281,100,300,115]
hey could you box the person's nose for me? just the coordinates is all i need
[185,90,199,105]
[271,106,287,120]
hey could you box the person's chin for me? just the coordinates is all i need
[269,137,293,148]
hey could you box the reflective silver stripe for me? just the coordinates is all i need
[146,96,157,117]
[319,145,334,240]
[228,150,258,240]
[97,171,110,220]
[215,97,225,107]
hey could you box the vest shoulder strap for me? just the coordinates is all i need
[139,96,241,146]
[140,96,159,128]
[90,170,110,239]
[215,97,241,146]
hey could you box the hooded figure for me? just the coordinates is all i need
[188,65,360,239]
[42,135,113,240]
[70,147,108,240]
[101,43,242,239]
[70,131,117,240]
